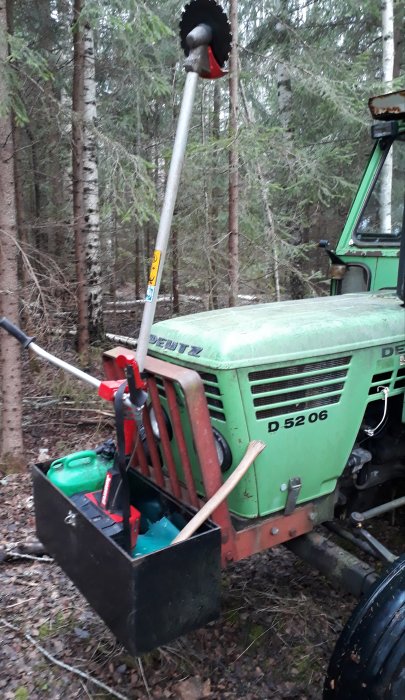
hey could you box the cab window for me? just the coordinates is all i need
[354,137,404,246]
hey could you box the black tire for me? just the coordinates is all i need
[324,555,405,699]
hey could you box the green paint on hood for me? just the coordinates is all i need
[149,292,404,369]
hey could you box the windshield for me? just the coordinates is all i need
[354,136,405,246]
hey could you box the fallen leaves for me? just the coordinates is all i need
[175,676,211,700]
[0,434,356,699]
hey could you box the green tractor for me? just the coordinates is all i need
[112,86,402,698]
[2,3,404,698]
[142,88,405,524]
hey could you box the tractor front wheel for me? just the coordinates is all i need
[324,554,405,699]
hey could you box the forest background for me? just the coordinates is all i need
[0,0,404,464]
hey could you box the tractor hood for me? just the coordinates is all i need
[149,292,405,370]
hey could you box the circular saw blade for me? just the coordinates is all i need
[179,0,232,68]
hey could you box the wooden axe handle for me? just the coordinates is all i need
[172,440,266,544]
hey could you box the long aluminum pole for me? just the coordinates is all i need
[29,340,136,412]
[29,342,101,389]
[136,70,199,372]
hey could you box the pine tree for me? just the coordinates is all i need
[0,0,23,467]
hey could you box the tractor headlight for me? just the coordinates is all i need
[212,427,232,473]
[148,406,173,441]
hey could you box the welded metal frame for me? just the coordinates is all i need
[103,347,317,566]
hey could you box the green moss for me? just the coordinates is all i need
[248,623,266,643]
[14,688,29,700]
[38,611,69,640]
[291,645,322,683]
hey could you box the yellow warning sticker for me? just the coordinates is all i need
[148,250,161,287]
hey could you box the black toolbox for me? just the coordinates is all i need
[32,463,221,655]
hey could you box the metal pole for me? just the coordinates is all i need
[30,342,101,389]
[136,70,200,372]
[352,495,405,522]
[30,340,137,413]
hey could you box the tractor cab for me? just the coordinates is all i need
[329,89,405,298]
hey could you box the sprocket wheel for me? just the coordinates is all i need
[179,0,232,67]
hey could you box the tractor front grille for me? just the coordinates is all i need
[249,356,351,420]
[368,370,393,395]
[156,370,225,422]
[199,372,225,422]
[367,366,405,396]
[394,367,405,390]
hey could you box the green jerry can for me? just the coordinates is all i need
[47,450,113,497]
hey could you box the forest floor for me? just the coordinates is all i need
[0,350,392,700]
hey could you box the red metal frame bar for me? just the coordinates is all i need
[142,409,165,488]
[164,379,199,509]
[130,419,150,478]
[103,348,315,566]
[147,377,182,500]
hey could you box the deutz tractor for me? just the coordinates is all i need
[1,2,404,698]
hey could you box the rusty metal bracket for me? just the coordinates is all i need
[284,477,302,515]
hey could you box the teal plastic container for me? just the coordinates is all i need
[132,517,180,558]
[47,450,113,497]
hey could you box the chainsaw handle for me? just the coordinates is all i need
[0,317,35,348]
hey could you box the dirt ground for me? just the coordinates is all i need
[0,359,360,700]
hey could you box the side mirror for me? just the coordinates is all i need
[318,240,347,272]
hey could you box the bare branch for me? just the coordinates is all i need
[0,618,131,700]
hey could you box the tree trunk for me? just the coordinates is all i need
[380,0,394,234]
[13,126,28,289]
[72,0,89,357]
[239,76,281,301]
[172,227,179,314]
[61,87,74,249]
[393,0,403,79]
[36,0,61,258]
[228,0,239,307]
[209,81,220,310]
[0,0,24,467]
[276,60,292,133]
[275,1,303,300]
[134,93,142,302]
[82,22,103,342]
[135,235,141,300]
[26,126,41,251]
[382,0,395,81]
[275,0,292,134]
